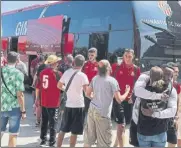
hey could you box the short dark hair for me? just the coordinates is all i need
[7,51,19,64]
[74,54,85,67]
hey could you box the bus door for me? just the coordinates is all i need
[26,15,66,55]
[89,33,109,61]
[8,37,18,52]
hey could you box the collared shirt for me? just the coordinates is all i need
[82,61,98,82]
[112,62,141,101]
[1,65,25,112]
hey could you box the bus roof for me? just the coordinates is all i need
[1,0,68,16]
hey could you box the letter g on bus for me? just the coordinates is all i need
[15,21,27,36]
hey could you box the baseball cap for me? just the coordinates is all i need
[44,55,61,64]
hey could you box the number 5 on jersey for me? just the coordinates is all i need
[43,75,49,89]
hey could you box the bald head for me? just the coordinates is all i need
[150,66,163,84]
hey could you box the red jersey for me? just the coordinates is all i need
[173,81,181,94]
[36,68,62,108]
[82,61,98,82]
[111,62,141,101]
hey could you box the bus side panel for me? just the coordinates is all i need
[132,1,181,72]
[26,15,63,53]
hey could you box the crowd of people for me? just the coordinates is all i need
[1,48,181,147]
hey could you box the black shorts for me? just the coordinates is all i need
[59,107,85,135]
[129,120,139,147]
[167,118,177,144]
[112,100,133,125]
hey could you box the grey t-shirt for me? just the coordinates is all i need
[90,75,120,118]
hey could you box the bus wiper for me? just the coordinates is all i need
[144,35,171,49]
[144,35,158,45]
[142,21,175,38]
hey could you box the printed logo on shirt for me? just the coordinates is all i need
[131,71,135,76]
[94,67,98,71]
[119,71,123,75]
[144,100,167,112]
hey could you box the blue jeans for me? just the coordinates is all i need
[1,108,21,134]
[137,132,167,147]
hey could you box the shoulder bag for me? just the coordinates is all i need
[59,71,79,111]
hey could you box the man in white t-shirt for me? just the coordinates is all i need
[57,54,89,147]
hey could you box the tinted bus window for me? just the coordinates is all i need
[2,1,133,37]
[108,30,134,56]
[73,33,89,59]
[42,1,133,33]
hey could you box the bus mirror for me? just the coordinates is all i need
[63,33,74,55]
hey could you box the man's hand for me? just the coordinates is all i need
[141,107,154,117]
[161,90,169,101]
[35,99,40,107]
[21,113,26,120]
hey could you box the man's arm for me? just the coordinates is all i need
[85,85,93,99]
[134,73,163,100]
[16,73,26,113]
[114,90,129,104]
[23,63,28,76]
[57,72,66,91]
[57,81,65,91]
[152,88,178,119]
[17,91,25,112]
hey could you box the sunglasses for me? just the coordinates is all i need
[124,49,134,53]
[89,54,95,57]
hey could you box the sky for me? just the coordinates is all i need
[1,1,58,13]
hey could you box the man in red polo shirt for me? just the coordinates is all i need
[166,62,181,147]
[112,49,141,147]
[36,54,62,147]
[82,48,98,116]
